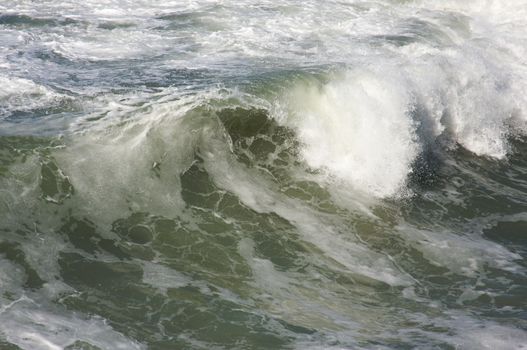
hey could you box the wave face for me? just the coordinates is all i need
[1,0,527,349]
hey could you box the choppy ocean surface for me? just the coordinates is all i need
[1,1,527,349]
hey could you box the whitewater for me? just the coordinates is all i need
[0,0,526,349]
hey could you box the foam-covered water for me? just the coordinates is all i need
[1,0,526,349]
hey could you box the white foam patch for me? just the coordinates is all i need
[382,309,527,350]
[281,33,526,193]
[280,70,418,198]
[141,262,192,293]
[455,324,527,350]
[407,50,522,158]
[274,42,525,196]
[49,29,172,61]
[0,76,65,116]
[0,258,26,299]
[0,297,145,350]
[141,260,253,311]
[427,312,527,350]
[396,224,523,276]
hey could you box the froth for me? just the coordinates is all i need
[281,71,418,198]
[0,297,145,350]
[0,76,65,116]
[276,40,526,197]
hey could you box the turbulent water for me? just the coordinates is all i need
[1,0,527,349]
